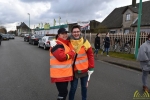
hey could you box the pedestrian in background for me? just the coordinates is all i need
[137,34,150,93]
[68,25,94,100]
[50,28,75,100]
[94,33,100,57]
[101,33,110,56]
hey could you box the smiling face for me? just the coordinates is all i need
[58,33,68,40]
[72,28,81,39]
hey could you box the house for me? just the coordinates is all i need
[16,22,30,36]
[90,20,101,32]
[35,20,101,35]
[68,20,101,33]
[35,24,68,35]
[101,0,150,34]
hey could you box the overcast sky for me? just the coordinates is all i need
[0,0,149,31]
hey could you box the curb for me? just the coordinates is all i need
[101,60,142,72]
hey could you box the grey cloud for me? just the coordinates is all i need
[20,0,55,3]
[0,8,21,24]
[51,0,112,14]
[39,0,113,24]
[1,0,118,30]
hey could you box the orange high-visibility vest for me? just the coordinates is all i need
[50,40,73,79]
[69,43,88,71]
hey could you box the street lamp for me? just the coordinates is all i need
[27,13,30,34]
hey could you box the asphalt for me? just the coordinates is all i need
[95,54,141,72]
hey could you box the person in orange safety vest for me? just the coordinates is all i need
[68,25,95,100]
[50,28,75,100]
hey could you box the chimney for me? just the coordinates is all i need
[132,0,136,7]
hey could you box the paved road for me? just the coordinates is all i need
[0,37,150,100]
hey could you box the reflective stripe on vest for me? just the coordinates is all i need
[77,53,87,57]
[75,58,88,64]
[74,47,88,71]
[50,56,55,59]
[50,40,73,78]
[50,64,72,68]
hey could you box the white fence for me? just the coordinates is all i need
[85,32,149,53]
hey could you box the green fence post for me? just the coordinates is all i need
[135,0,142,58]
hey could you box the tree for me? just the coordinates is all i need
[0,26,7,34]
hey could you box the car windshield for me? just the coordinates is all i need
[24,34,29,36]
[25,34,29,36]
[35,35,43,39]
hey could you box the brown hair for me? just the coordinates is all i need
[71,25,81,32]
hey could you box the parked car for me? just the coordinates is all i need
[9,34,15,39]
[29,34,44,45]
[24,34,30,42]
[1,34,9,40]
[38,36,55,50]
[20,34,24,37]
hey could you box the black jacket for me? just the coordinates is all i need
[104,37,110,48]
[94,37,100,49]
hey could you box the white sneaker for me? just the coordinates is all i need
[107,55,109,57]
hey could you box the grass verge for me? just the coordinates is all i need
[97,50,136,61]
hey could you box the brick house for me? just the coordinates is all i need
[101,0,150,34]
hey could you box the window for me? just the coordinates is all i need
[110,30,116,34]
[126,14,130,21]
[124,29,130,34]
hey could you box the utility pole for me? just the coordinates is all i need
[27,13,30,34]
[135,0,142,58]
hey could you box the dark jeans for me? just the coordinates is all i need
[55,82,68,100]
[94,49,99,54]
[103,48,109,55]
[69,75,88,100]
[142,70,149,86]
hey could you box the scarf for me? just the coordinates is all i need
[70,37,84,53]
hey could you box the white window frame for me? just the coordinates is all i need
[126,13,130,21]
[124,29,130,34]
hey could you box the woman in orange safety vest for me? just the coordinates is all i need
[50,28,75,100]
[68,25,94,100]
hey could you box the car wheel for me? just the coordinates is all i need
[38,43,40,48]
[44,44,47,50]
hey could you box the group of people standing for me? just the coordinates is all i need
[49,25,94,100]
[94,33,110,57]
[49,26,150,99]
